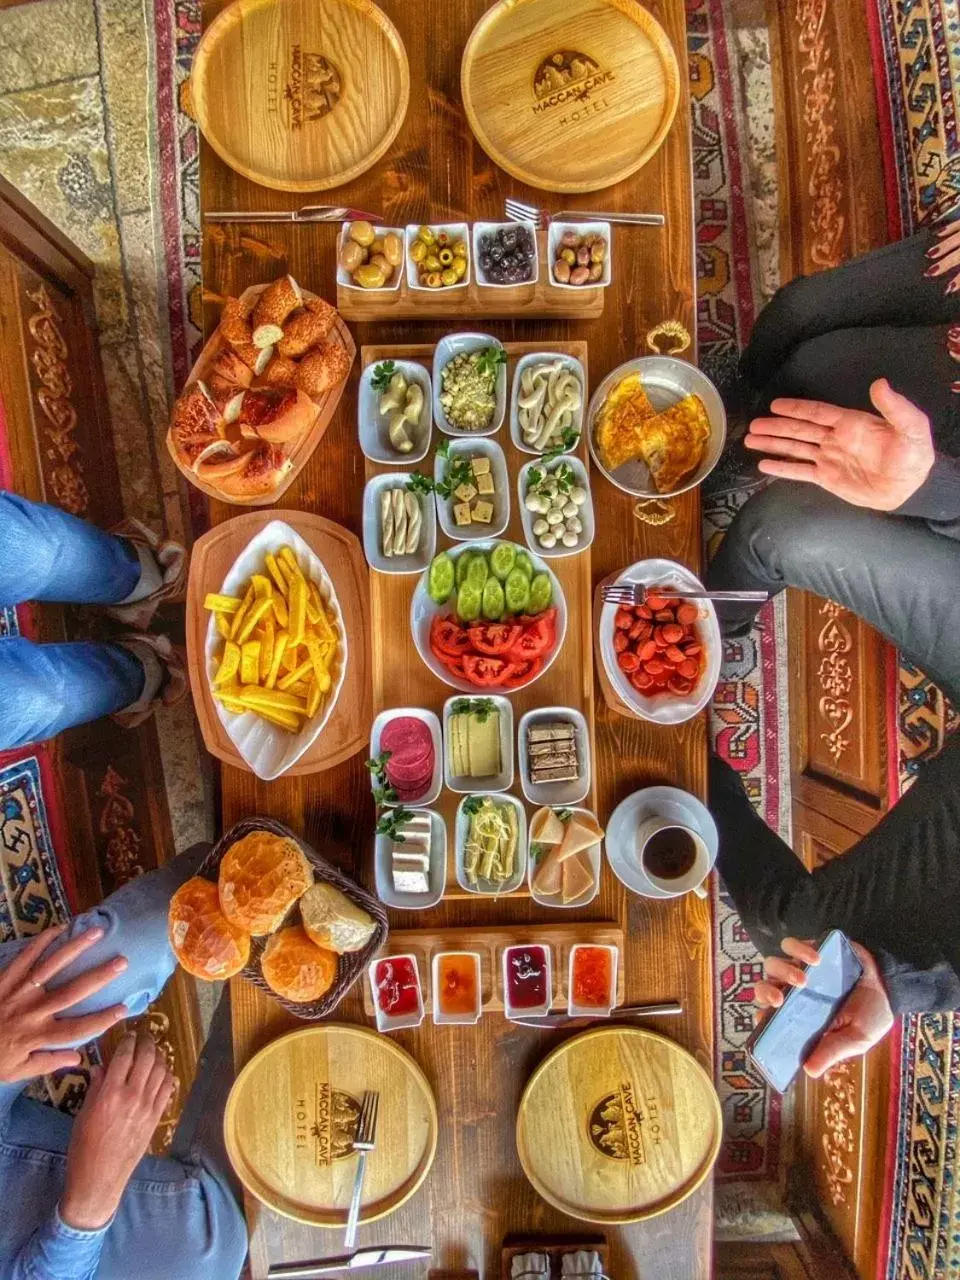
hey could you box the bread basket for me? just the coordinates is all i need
[199,817,388,1020]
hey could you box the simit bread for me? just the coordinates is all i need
[299,882,376,955]
[261,925,337,1003]
[218,831,314,935]
[168,876,251,980]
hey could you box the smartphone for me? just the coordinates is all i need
[746,929,864,1094]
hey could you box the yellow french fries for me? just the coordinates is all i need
[205,547,340,734]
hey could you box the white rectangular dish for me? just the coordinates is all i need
[517,705,590,807]
[567,943,618,1018]
[203,519,347,782]
[434,437,510,542]
[368,954,425,1032]
[405,223,470,292]
[357,358,432,465]
[517,455,594,559]
[454,792,527,896]
[432,951,483,1025]
[442,694,513,794]
[368,707,442,809]
[373,808,446,911]
[336,223,404,293]
[527,805,601,910]
[502,943,553,1021]
[472,221,539,289]
[546,221,612,290]
[362,473,436,575]
[432,333,506,437]
[510,351,585,456]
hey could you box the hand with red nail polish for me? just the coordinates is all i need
[927,218,960,292]
[0,926,128,1084]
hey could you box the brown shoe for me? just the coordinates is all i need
[111,633,187,729]
[103,519,187,630]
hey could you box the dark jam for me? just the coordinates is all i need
[437,953,479,1017]
[572,946,613,1008]
[506,945,549,1010]
[375,957,420,1017]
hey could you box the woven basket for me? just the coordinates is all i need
[198,817,388,1021]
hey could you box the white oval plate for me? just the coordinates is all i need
[454,792,527,895]
[598,558,721,725]
[204,519,347,781]
[517,705,590,807]
[368,707,442,808]
[527,805,601,910]
[517,455,594,559]
[434,437,510,542]
[433,332,506,437]
[442,694,513,794]
[586,355,726,499]
[357,358,432,465]
[510,351,585,456]
[362,474,436,575]
[410,540,567,695]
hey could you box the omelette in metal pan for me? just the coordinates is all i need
[595,373,710,493]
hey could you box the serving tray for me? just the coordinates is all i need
[186,509,371,775]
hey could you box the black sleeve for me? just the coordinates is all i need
[893,456,960,539]
[876,951,960,1015]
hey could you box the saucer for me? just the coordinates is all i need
[605,786,718,899]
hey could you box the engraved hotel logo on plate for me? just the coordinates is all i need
[268,47,342,129]
[531,50,615,125]
[588,1082,663,1166]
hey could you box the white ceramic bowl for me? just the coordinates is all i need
[517,455,594,560]
[373,809,446,911]
[405,223,471,292]
[357,359,432,465]
[410,540,567,694]
[433,333,507,437]
[432,951,483,1025]
[567,943,618,1017]
[442,694,513,794]
[472,221,539,289]
[527,805,601,910]
[454,792,527,896]
[204,519,347,781]
[368,954,425,1032]
[586,355,727,499]
[502,942,553,1020]
[509,351,586,456]
[368,707,442,808]
[362,474,436,575]
[517,705,590,807]
[546,221,612,290]
[336,223,404,293]
[598,558,721,725]
[434,437,510,542]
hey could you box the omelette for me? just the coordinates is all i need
[595,374,710,493]
[594,375,656,472]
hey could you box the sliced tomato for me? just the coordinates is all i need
[502,656,543,689]
[430,615,471,657]
[462,653,510,687]
[617,651,640,673]
[468,623,522,656]
[507,621,553,663]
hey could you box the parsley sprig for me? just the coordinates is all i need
[364,751,397,808]
[476,346,507,380]
[371,361,396,394]
[375,805,415,843]
[451,696,497,723]
[542,427,580,462]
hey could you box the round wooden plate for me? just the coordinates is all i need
[191,0,410,192]
[224,1024,438,1227]
[461,0,680,193]
[516,1026,721,1223]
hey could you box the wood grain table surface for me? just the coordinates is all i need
[198,2,712,1276]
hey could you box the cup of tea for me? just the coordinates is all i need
[634,816,713,898]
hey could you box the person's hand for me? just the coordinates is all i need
[744,378,935,510]
[754,937,894,1079]
[0,926,129,1084]
[60,1032,175,1231]
[925,218,960,293]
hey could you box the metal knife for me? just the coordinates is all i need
[267,1246,431,1278]
[511,1000,683,1029]
[204,206,384,225]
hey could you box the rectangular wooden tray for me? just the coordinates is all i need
[338,231,604,321]
[362,923,624,1017]
[362,341,595,899]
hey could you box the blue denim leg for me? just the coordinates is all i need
[0,491,140,606]
[0,849,248,1279]
[0,636,145,750]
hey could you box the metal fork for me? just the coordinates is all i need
[601,584,769,605]
[504,197,665,228]
[344,1090,380,1248]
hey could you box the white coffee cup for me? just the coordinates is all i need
[634,816,712,898]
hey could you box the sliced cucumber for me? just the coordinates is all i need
[455,550,474,589]
[465,554,490,591]
[489,542,517,582]
[481,577,505,621]
[456,582,482,622]
[427,552,455,604]
[514,550,534,581]
[504,568,531,614]
[528,572,553,614]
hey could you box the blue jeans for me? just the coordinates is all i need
[0,851,248,1280]
[0,493,148,750]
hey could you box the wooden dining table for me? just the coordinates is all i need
[198,0,712,1276]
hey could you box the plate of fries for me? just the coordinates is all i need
[203,520,348,780]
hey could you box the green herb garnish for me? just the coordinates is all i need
[406,471,436,496]
[542,426,580,462]
[434,449,474,500]
[476,346,507,379]
[371,360,396,394]
[451,696,496,722]
[462,796,484,816]
[376,805,415,842]
[365,751,397,807]
[529,841,548,863]
[556,808,574,823]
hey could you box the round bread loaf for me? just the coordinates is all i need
[218,831,313,935]
[261,925,337,1003]
[300,882,376,955]
[168,876,250,980]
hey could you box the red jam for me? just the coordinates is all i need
[506,945,549,1010]
[375,957,420,1017]
[572,946,613,1008]
[437,953,479,1017]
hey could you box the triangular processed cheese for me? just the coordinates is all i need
[532,846,563,896]
[557,813,605,861]
[562,851,594,903]
[530,806,565,845]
